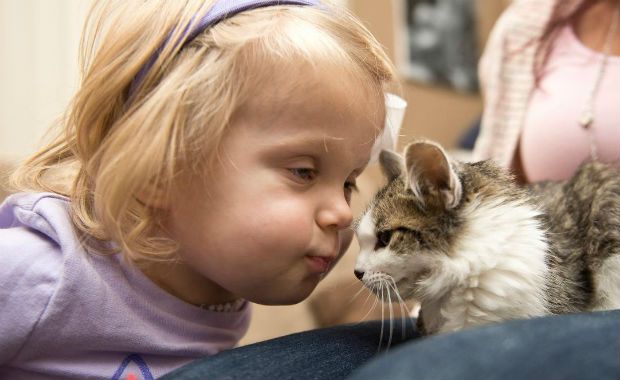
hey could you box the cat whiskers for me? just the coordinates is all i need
[363,272,413,350]
[387,276,413,339]
[384,276,416,343]
[347,281,381,325]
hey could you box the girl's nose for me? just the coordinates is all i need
[316,194,353,230]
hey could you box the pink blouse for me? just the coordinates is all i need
[520,24,620,182]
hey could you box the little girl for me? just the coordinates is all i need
[0,0,401,378]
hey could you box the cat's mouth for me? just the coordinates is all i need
[361,271,402,290]
[359,272,420,301]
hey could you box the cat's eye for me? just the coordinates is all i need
[396,227,423,244]
[375,230,392,250]
[374,228,423,251]
[409,229,423,242]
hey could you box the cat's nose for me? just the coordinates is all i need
[354,270,364,280]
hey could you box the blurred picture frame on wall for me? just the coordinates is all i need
[394,0,480,93]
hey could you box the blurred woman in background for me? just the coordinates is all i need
[474,0,620,182]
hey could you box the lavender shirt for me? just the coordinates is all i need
[0,193,251,380]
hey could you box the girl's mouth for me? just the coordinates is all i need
[305,255,334,274]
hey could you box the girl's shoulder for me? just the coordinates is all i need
[0,194,252,376]
[0,192,72,277]
[0,192,71,363]
[0,192,72,239]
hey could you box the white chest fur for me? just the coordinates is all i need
[418,197,550,333]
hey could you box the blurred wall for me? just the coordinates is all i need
[350,0,509,150]
[0,0,92,162]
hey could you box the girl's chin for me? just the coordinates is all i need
[246,280,319,305]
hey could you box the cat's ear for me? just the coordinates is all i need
[379,149,405,181]
[404,140,462,209]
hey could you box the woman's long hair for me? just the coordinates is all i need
[533,0,592,85]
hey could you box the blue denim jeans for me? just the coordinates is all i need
[160,310,620,380]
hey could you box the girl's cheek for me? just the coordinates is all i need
[247,201,314,237]
[338,229,354,257]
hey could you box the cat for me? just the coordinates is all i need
[354,139,620,335]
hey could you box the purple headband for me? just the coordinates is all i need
[130,0,322,96]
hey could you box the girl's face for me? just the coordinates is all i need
[167,69,385,305]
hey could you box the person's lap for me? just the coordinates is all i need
[160,319,418,380]
[349,309,620,380]
[161,310,620,380]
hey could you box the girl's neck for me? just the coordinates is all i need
[141,261,238,307]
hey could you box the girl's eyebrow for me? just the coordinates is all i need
[261,134,371,173]
[264,135,344,152]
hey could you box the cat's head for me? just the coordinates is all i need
[353,140,518,301]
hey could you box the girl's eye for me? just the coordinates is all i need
[375,230,392,250]
[289,168,316,182]
[343,180,358,204]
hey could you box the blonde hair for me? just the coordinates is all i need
[11,0,397,263]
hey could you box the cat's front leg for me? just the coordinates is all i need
[416,308,428,336]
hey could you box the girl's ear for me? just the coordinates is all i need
[379,149,405,181]
[404,140,462,209]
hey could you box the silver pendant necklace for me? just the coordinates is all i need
[578,1,620,160]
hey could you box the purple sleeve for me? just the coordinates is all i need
[0,227,63,364]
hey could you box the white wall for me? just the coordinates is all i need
[0,0,92,162]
